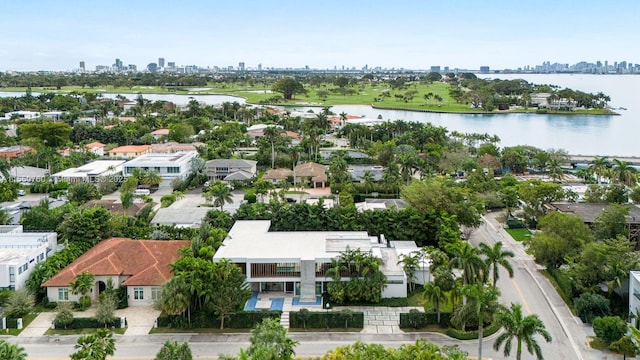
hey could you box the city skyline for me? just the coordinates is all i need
[1,0,639,71]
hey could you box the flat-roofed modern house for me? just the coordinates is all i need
[123,151,197,180]
[51,160,126,184]
[206,159,257,182]
[213,220,410,303]
[42,238,189,306]
[0,225,58,290]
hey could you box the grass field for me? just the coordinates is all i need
[505,228,532,241]
[1,82,614,115]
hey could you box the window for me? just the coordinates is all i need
[134,287,144,300]
[8,267,14,283]
[167,167,180,174]
[151,287,161,301]
[58,288,69,301]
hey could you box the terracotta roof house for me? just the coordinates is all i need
[295,162,328,188]
[85,142,105,156]
[151,142,201,154]
[150,128,170,141]
[42,238,190,306]
[108,145,151,159]
[262,168,293,184]
[0,146,33,159]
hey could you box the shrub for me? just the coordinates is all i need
[4,289,35,318]
[0,289,13,306]
[575,293,610,323]
[445,322,501,340]
[67,317,121,329]
[157,310,281,329]
[289,310,364,329]
[54,302,74,329]
[399,310,452,329]
[244,192,257,204]
[592,316,627,344]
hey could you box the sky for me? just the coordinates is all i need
[1,0,639,71]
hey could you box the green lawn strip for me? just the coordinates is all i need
[3,313,37,336]
[505,228,532,241]
[45,327,126,335]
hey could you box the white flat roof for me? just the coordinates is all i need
[124,151,196,166]
[214,220,378,262]
[53,160,125,178]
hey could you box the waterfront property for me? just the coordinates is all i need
[213,220,413,303]
[42,238,189,306]
[0,225,58,290]
[123,151,197,180]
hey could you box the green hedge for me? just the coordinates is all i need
[445,322,501,340]
[399,311,451,329]
[157,310,281,329]
[289,310,364,329]
[334,297,409,307]
[63,317,123,329]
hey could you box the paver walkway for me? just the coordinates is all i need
[334,306,422,334]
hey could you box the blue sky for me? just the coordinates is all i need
[1,0,638,71]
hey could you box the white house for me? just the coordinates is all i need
[51,160,126,183]
[123,151,197,180]
[0,225,58,290]
[42,238,189,306]
[630,271,640,321]
[206,159,257,182]
[213,221,409,303]
[1,111,41,120]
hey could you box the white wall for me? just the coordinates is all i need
[127,285,162,307]
[382,274,407,298]
[630,272,640,321]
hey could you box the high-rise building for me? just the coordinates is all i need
[257,63,262,71]
[167,62,175,68]
[147,63,158,73]
[238,62,245,71]
[158,58,165,68]
[479,66,490,74]
[114,58,123,71]
[430,66,441,73]
[79,61,85,72]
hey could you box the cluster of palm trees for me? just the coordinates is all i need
[399,240,552,360]
[586,156,639,187]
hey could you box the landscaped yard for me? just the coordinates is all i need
[45,327,126,335]
[505,228,532,241]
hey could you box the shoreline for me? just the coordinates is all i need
[0,89,618,116]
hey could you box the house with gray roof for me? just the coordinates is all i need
[206,159,257,183]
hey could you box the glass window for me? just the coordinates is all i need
[151,287,161,301]
[134,287,144,300]
[58,288,69,301]
[8,267,14,283]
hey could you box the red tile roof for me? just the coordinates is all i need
[42,238,190,287]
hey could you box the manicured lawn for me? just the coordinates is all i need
[5,313,37,336]
[505,228,532,241]
[45,327,126,335]
[407,289,454,312]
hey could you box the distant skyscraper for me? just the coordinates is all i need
[430,66,441,73]
[238,62,245,71]
[79,61,85,72]
[479,66,490,74]
[257,63,262,71]
[158,58,165,68]
[114,58,123,71]
[167,62,175,68]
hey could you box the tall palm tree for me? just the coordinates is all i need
[397,253,419,293]
[493,303,552,360]
[423,283,447,324]
[120,191,134,218]
[446,242,486,286]
[546,158,563,182]
[612,159,638,187]
[360,170,375,194]
[588,156,611,185]
[208,183,233,211]
[263,126,283,169]
[479,242,515,288]
[453,283,501,360]
[71,328,116,360]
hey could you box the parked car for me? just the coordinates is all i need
[17,189,26,196]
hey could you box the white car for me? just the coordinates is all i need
[17,190,26,196]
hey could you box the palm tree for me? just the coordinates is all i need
[71,328,116,360]
[453,283,501,360]
[0,340,27,360]
[208,183,233,211]
[546,158,563,182]
[612,159,638,187]
[360,170,375,194]
[263,126,283,169]
[446,242,486,286]
[70,271,95,308]
[155,340,192,360]
[339,112,348,128]
[493,303,552,360]
[423,283,447,324]
[397,253,419,293]
[120,191,134,218]
[254,179,274,203]
[479,242,514,288]
[588,156,611,185]
[160,276,192,324]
